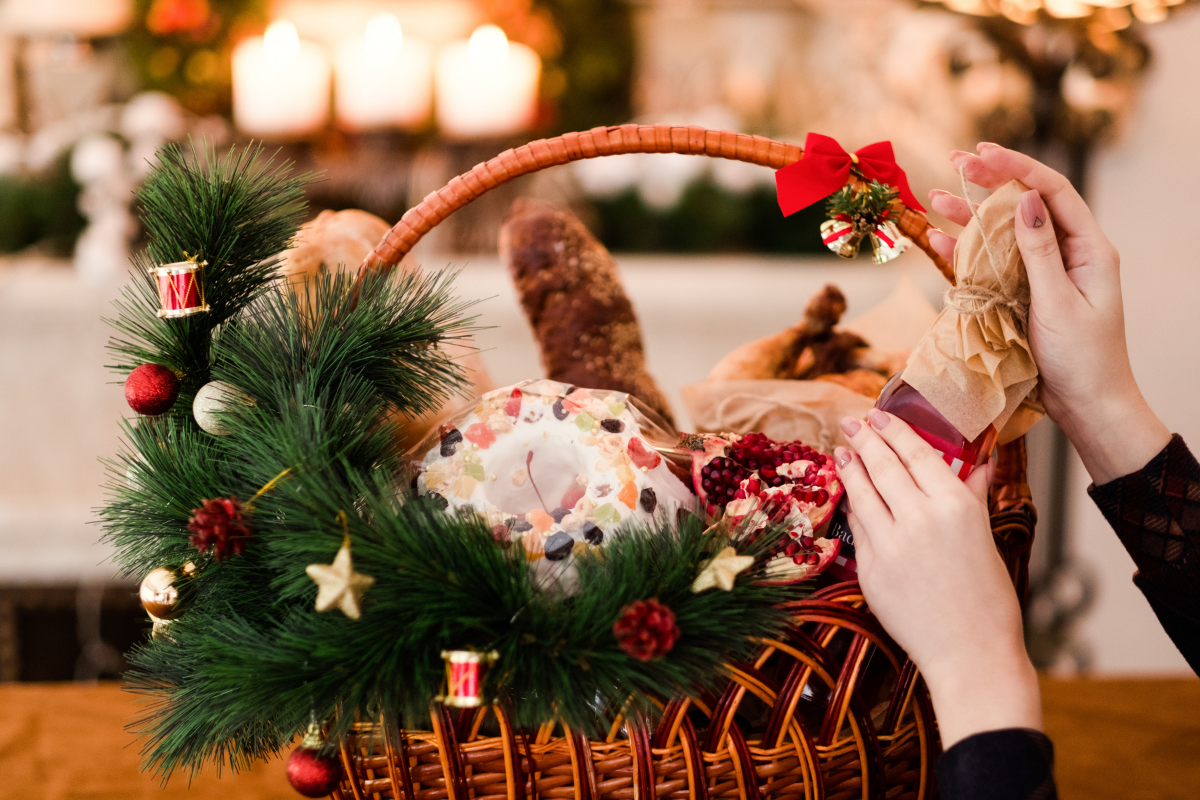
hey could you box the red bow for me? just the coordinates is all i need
[775,133,925,216]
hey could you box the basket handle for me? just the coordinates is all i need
[358,124,954,282]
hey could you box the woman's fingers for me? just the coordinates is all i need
[948,149,1010,191]
[964,456,995,505]
[844,508,873,566]
[928,228,957,265]
[840,415,924,509]
[1015,190,1077,309]
[833,446,891,553]
[862,410,963,496]
[930,189,972,226]
[969,145,1106,242]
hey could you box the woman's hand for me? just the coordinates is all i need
[928,144,1170,485]
[834,409,1042,748]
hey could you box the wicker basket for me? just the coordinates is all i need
[335,125,1037,800]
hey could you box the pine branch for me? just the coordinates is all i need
[125,464,796,777]
[106,140,315,398]
[101,418,238,580]
[215,269,481,423]
[825,178,899,227]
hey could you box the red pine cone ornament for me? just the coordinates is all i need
[286,724,343,797]
[124,363,180,416]
[613,598,680,662]
[187,496,253,561]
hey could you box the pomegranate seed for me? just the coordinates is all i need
[793,555,805,565]
[816,489,829,504]
[806,553,819,565]
[785,543,799,555]
[801,535,814,547]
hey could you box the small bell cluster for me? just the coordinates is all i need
[820,180,912,264]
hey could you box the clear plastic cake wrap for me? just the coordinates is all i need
[410,380,695,589]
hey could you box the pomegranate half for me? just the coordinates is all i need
[679,431,846,584]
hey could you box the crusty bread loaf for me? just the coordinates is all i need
[499,200,674,425]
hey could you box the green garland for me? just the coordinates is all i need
[102,144,801,780]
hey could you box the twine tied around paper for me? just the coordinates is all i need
[943,166,1030,336]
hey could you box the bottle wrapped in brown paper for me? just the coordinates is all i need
[903,180,1043,443]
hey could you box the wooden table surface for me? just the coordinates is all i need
[2,677,1198,799]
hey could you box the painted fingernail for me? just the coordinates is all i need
[868,409,890,430]
[841,417,861,437]
[977,142,1001,151]
[835,447,851,468]
[1020,189,1047,229]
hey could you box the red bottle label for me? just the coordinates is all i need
[820,422,988,582]
[910,426,984,480]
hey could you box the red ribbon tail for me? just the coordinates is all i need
[855,141,926,212]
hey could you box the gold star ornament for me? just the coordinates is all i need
[305,541,375,619]
[691,546,756,593]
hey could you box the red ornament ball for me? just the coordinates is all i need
[124,364,180,416]
[613,598,680,662]
[286,746,343,798]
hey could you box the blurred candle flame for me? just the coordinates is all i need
[264,20,300,67]
[468,24,509,71]
[364,13,403,67]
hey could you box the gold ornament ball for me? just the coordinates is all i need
[193,380,249,436]
[139,566,189,620]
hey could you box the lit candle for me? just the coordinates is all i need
[334,13,434,131]
[435,25,540,139]
[232,20,331,138]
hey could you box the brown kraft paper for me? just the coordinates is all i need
[903,179,1042,442]
[683,277,940,453]
[682,380,876,454]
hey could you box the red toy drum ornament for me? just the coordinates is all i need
[153,257,210,318]
[437,650,498,708]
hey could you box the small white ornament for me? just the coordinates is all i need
[305,541,376,619]
[691,546,756,593]
[193,381,250,436]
